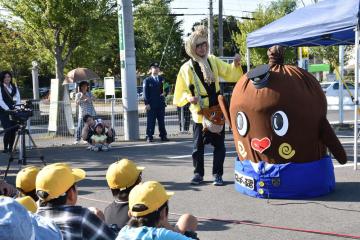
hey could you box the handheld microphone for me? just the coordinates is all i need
[189,84,195,97]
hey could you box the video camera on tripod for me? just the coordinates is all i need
[1,99,45,179]
[7,100,34,124]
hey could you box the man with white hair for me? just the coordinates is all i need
[173,25,243,186]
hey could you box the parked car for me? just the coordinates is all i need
[320,81,355,107]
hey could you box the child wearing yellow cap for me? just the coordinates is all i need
[36,163,116,239]
[16,166,40,201]
[104,159,144,231]
[116,181,199,240]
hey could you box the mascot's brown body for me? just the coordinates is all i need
[219,46,347,199]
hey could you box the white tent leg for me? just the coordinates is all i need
[339,45,344,124]
[246,48,250,72]
[354,27,359,170]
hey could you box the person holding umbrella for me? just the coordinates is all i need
[74,81,96,144]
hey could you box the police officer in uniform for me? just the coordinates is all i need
[143,63,169,142]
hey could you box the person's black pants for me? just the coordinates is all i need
[192,122,225,177]
[0,112,17,151]
[146,107,167,139]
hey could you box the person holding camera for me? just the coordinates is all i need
[0,71,20,153]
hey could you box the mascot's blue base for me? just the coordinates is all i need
[234,156,335,199]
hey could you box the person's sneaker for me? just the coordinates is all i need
[161,137,169,142]
[190,174,203,185]
[146,137,154,143]
[93,147,99,152]
[73,140,79,145]
[213,175,224,186]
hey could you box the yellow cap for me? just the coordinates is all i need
[16,166,40,193]
[16,196,37,213]
[36,163,85,201]
[106,159,144,190]
[129,181,174,217]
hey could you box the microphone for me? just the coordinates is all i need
[189,84,195,97]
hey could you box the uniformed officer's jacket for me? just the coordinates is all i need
[173,55,243,123]
[143,75,166,108]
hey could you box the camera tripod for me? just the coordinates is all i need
[2,122,46,179]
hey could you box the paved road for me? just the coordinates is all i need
[1,132,359,240]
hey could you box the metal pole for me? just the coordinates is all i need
[180,107,184,132]
[118,0,139,140]
[246,48,250,72]
[31,61,39,100]
[27,119,32,148]
[218,0,223,56]
[354,27,359,170]
[208,0,214,54]
[339,45,344,124]
[111,98,115,129]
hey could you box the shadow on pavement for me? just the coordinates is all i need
[317,182,360,202]
[197,219,234,232]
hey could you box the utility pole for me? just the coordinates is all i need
[117,0,139,140]
[218,0,223,56]
[208,0,214,54]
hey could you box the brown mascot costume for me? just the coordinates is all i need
[219,45,347,199]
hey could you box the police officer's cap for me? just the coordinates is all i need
[247,64,270,89]
[150,62,160,68]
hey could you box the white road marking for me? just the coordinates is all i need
[112,140,193,149]
[333,163,358,168]
[168,150,237,159]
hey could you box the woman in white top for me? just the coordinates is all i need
[74,81,96,144]
[0,71,21,153]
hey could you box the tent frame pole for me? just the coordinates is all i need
[339,45,344,124]
[354,26,359,170]
[246,48,250,72]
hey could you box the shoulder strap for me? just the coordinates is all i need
[188,61,204,109]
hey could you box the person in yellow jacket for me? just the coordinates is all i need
[173,25,243,186]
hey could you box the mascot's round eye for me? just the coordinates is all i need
[236,112,248,136]
[211,112,216,117]
[271,111,289,136]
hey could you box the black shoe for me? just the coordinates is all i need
[2,149,8,153]
[190,174,203,185]
[213,175,224,186]
[161,137,169,142]
[146,137,154,143]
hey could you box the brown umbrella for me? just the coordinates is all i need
[63,68,100,84]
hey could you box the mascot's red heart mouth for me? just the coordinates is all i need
[251,137,271,153]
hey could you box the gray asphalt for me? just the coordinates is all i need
[1,132,359,240]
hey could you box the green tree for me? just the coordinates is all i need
[0,21,40,97]
[309,46,353,75]
[67,10,120,78]
[0,0,115,134]
[191,16,240,57]
[233,0,297,66]
[133,0,185,83]
[0,0,115,97]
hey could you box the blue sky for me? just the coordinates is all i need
[170,0,316,35]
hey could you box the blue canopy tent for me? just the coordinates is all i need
[246,0,360,169]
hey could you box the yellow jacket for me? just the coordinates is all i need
[173,55,243,123]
